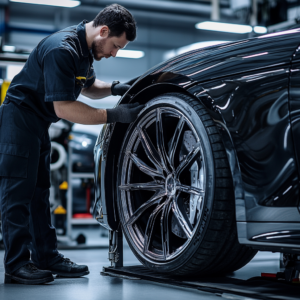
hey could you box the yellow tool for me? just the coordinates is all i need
[75,76,86,86]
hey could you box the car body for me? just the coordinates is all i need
[94,28,300,265]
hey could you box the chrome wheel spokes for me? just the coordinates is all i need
[144,202,166,253]
[138,126,164,175]
[121,107,206,261]
[119,181,164,192]
[126,190,166,226]
[177,184,204,196]
[172,195,193,239]
[168,116,185,168]
[128,152,164,179]
[161,199,172,258]
[156,108,171,173]
[175,142,201,178]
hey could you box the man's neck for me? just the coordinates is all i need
[85,21,95,50]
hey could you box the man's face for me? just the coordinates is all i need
[92,27,129,61]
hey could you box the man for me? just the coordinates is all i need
[0,4,143,285]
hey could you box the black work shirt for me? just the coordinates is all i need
[6,20,96,123]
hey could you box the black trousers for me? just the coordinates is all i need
[0,99,62,274]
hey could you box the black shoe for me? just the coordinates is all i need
[5,263,54,285]
[47,258,89,277]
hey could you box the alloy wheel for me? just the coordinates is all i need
[119,106,207,262]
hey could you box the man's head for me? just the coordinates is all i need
[91,4,136,61]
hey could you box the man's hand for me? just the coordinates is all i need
[81,79,131,99]
[107,103,145,123]
[111,81,131,96]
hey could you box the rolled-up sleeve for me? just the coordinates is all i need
[84,65,96,89]
[43,48,76,102]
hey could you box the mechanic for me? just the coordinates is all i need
[0,4,143,285]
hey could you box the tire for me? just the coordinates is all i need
[117,92,257,276]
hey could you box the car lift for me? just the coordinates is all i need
[102,228,300,300]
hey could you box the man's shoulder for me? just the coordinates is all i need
[38,25,81,61]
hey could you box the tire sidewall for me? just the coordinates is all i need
[117,93,216,273]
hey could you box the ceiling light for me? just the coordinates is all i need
[116,50,144,59]
[9,0,80,8]
[3,45,16,52]
[254,26,267,34]
[196,21,252,34]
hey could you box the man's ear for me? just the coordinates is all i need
[99,25,109,38]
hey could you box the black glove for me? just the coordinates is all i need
[106,103,145,123]
[111,81,130,96]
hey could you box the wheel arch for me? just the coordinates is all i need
[212,120,247,223]
[123,82,194,105]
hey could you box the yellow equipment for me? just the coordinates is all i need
[54,205,67,215]
[59,181,68,190]
[0,80,11,105]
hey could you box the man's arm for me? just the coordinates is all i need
[53,100,145,124]
[81,79,112,99]
[53,100,107,124]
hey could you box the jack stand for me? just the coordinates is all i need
[108,227,123,268]
[281,254,300,282]
[262,254,300,283]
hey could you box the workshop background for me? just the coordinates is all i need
[0,0,296,251]
[0,0,298,299]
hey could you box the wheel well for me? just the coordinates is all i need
[127,83,193,105]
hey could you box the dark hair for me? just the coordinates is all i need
[93,4,136,41]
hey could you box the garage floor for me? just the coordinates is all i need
[0,245,283,300]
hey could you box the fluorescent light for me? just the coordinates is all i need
[9,0,80,8]
[3,45,16,52]
[196,21,252,34]
[116,50,144,59]
[254,26,267,34]
[164,41,229,60]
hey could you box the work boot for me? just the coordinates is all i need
[5,263,54,285]
[47,257,89,277]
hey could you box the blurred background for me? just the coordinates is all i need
[0,0,298,248]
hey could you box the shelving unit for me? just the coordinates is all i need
[66,145,97,240]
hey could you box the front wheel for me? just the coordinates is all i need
[117,93,256,276]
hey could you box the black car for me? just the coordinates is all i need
[93,29,300,277]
